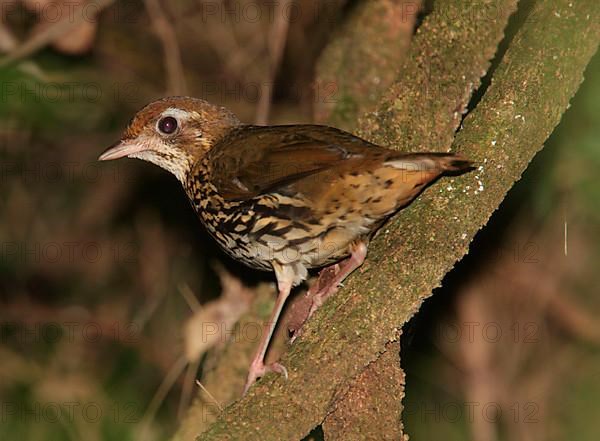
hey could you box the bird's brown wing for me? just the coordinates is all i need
[208,125,385,201]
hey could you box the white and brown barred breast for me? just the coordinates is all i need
[183,155,447,286]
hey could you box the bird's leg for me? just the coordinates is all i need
[310,241,368,312]
[290,241,367,342]
[242,274,292,395]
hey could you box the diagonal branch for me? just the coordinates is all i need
[314,0,423,130]
[188,0,600,439]
[319,0,517,437]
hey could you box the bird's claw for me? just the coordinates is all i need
[242,361,288,395]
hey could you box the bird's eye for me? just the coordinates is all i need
[157,116,178,135]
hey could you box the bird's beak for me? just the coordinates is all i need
[98,140,146,161]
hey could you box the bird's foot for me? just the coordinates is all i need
[242,360,288,395]
[289,241,367,342]
[289,278,338,343]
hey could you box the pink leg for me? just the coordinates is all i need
[290,241,368,342]
[243,276,291,395]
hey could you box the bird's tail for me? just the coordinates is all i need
[385,152,475,175]
[426,152,475,174]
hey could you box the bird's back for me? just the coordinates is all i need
[185,125,472,279]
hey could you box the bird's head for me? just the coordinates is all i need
[99,97,241,182]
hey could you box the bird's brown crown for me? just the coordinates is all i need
[123,97,240,145]
[100,97,241,182]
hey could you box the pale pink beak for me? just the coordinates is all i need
[98,140,146,161]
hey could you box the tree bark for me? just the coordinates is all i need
[177,0,600,439]
[322,340,405,440]
[314,0,422,130]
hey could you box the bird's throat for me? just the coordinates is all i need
[131,149,194,184]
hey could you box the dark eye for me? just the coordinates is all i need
[157,116,178,135]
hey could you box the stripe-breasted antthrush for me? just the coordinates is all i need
[99,97,473,394]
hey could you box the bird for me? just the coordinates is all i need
[99,96,473,394]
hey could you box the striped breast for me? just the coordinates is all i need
[184,160,322,276]
[183,151,467,284]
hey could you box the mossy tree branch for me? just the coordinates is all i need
[313,0,422,130]
[184,0,600,439]
[320,0,517,435]
[322,340,405,440]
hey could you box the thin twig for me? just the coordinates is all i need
[0,20,47,80]
[195,379,223,412]
[178,357,202,420]
[0,21,19,52]
[179,282,202,312]
[457,287,499,441]
[0,0,115,68]
[255,0,292,124]
[144,0,187,95]
[136,355,188,441]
